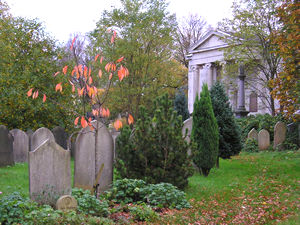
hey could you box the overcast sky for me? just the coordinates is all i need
[5,0,234,44]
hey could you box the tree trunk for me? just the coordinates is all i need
[201,168,210,177]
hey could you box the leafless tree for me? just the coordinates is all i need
[175,14,209,68]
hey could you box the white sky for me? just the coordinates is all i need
[5,0,234,44]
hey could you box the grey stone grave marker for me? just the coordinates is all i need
[29,139,71,206]
[56,195,77,211]
[31,127,55,151]
[10,129,29,163]
[258,129,270,150]
[0,125,14,167]
[247,128,258,141]
[74,121,113,193]
[273,121,287,150]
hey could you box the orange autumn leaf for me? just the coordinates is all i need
[98,69,102,78]
[74,116,79,125]
[32,90,39,99]
[105,63,112,72]
[113,120,123,131]
[100,56,103,64]
[27,88,33,97]
[63,65,68,75]
[109,73,113,80]
[53,71,60,77]
[71,68,75,77]
[111,63,116,72]
[78,87,84,97]
[88,67,91,77]
[84,66,88,77]
[88,76,93,85]
[116,56,124,63]
[111,34,114,44]
[94,54,100,62]
[43,94,47,102]
[81,116,88,128]
[128,114,134,125]
[72,85,75,92]
[55,83,62,92]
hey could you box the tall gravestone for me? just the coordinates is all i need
[31,127,55,152]
[273,121,287,149]
[0,125,14,167]
[247,128,258,141]
[29,139,71,206]
[52,126,68,150]
[26,129,34,152]
[182,117,192,144]
[74,121,113,193]
[258,129,270,150]
[10,129,29,163]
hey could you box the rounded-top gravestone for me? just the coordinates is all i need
[56,195,77,211]
[273,121,287,149]
[247,128,258,141]
[258,129,270,150]
[10,129,29,163]
[31,127,55,152]
[0,125,14,167]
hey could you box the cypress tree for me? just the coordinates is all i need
[210,82,242,167]
[191,84,219,176]
[174,88,190,121]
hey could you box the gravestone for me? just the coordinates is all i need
[31,127,55,151]
[26,129,34,152]
[52,126,68,150]
[29,139,71,206]
[0,125,14,167]
[74,121,113,193]
[10,129,29,163]
[247,128,258,141]
[182,117,192,143]
[56,195,77,211]
[258,129,270,150]
[273,121,287,150]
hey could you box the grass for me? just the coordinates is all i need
[0,151,299,224]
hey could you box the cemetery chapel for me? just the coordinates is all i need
[186,30,280,117]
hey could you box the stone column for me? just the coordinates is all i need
[235,65,249,118]
[188,65,200,114]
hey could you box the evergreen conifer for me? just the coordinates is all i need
[174,89,190,121]
[210,82,242,167]
[191,84,219,176]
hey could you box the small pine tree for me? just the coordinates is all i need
[174,89,190,121]
[191,84,219,176]
[210,82,242,167]
[116,94,194,189]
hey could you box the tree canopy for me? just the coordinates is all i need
[88,0,186,118]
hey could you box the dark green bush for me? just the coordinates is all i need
[210,81,242,160]
[141,183,191,209]
[116,94,194,189]
[105,179,191,210]
[191,84,219,176]
[105,179,147,204]
[72,188,110,217]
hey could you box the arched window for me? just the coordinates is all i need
[249,92,258,112]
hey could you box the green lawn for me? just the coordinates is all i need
[0,151,299,224]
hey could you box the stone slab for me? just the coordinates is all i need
[29,139,71,206]
[10,129,29,163]
[31,127,55,152]
[52,126,68,150]
[56,195,77,211]
[273,121,287,149]
[247,128,258,141]
[0,125,14,167]
[258,129,270,150]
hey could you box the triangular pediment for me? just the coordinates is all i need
[189,30,229,53]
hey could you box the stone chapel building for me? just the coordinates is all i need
[186,30,279,116]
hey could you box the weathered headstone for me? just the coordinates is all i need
[258,129,270,150]
[56,195,77,211]
[247,128,258,141]
[74,121,113,193]
[10,129,29,163]
[182,117,192,144]
[29,139,71,206]
[52,126,68,150]
[0,125,14,167]
[273,121,287,150]
[26,129,34,152]
[31,127,55,151]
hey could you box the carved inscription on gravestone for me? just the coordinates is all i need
[56,195,77,211]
